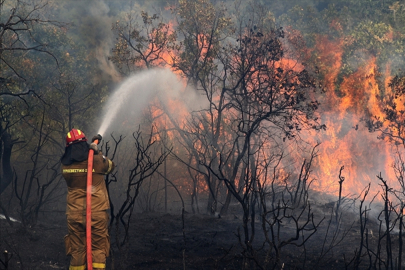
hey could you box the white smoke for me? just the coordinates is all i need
[88,0,121,81]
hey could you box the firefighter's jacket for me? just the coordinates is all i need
[62,152,114,214]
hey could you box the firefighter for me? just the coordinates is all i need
[61,129,115,270]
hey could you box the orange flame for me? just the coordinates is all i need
[304,35,400,198]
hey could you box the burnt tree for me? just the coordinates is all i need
[0,0,63,195]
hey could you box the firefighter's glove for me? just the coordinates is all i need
[91,134,102,144]
[89,142,99,154]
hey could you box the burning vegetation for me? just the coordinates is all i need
[2,0,405,269]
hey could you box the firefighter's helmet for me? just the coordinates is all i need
[66,129,87,146]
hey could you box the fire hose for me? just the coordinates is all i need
[86,139,98,270]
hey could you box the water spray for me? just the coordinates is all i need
[97,68,184,137]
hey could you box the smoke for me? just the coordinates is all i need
[88,1,121,81]
[56,0,120,81]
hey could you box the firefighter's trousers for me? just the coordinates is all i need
[65,211,110,270]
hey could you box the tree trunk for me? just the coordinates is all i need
[0,130,14,194]
[206,175,217,215]
[220,190,232,216]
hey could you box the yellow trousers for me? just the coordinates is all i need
[65,211,110,269]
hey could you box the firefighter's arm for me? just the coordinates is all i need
[89,143,99,154]
[90,134,102,154]
[104,157,114,174]
[100,153,115,175]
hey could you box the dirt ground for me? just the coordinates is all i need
[0,211,244,270]
[0,204,402,270]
